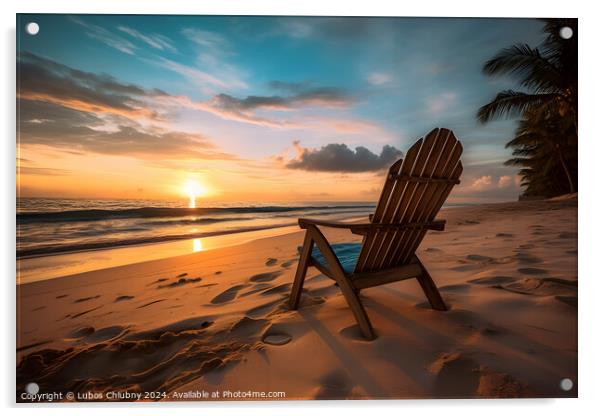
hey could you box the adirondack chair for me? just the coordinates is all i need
[288,128,463,340]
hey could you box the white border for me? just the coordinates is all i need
[2,1,600,415]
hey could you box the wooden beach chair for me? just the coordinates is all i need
[288,128,463,340]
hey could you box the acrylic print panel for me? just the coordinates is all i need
[16,14,577,402]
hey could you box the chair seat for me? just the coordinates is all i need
[311,243,362,274]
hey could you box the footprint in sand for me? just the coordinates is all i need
[56,294,69,299]
[496,233,514,238]
[249,270,283,283]
[514,251,543,265]
[453,255,498,271]
[429,353,481,397]
[265,258,278,266]
[517,267,548,275]
[555,295,577,307]
[70,305,102,319]
[262,332,292,346]
[299,295,326,308]
[114,295,135,302]
[246,299,285,318]
[136,299,167,309]
[425,247,443,253]
[210,284,249,304]
[439,284,471,292]
[239,283,272,298]
[559,232,577,239]
[495,277,576,297]
[214,271,222,275]
[463,254,494,264]
[280,260,295,268]
[229,316,269,340]
[468,276,517,285]
[260,283,292,296]
[195,283,219,287]
[315,369,354,399]
[158,277,202,289]
[83,326,127,343]
[69,326,95,338]
[73,295,101,303]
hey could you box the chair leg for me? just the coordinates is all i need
[289,232,314,310]
[336,279,376,340]
[415,256,447,311]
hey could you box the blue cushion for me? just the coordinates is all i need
[311,243,362,274]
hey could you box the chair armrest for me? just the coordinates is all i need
[298,218,446,235]
[427,219,446,231]
[298,218,371,233]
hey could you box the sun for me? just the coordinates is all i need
[182,179,208,208]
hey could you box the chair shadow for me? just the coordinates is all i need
[297,308,388,399]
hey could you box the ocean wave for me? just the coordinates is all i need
[16,205,375,224]
[16,223,298,258]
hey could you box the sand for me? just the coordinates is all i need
[16,196,577,401]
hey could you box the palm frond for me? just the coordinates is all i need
[482,44,562,92]
[477,90,558,123]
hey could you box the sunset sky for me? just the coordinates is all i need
[17,15,545,204]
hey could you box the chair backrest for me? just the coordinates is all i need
[354,128,463,273]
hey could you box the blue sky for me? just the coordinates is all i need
[17,14,546,203]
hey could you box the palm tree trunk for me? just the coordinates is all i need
[557,150,575,194]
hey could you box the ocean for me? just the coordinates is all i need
[16,198,376,258]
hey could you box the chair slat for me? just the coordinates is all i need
[358,132,436,271]
[354,128,463,273]
[372,129,444,270]
[398,160,463,265]
[389,133,462,267]
[355,139,422,271]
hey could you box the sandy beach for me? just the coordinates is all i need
[16,196,577,400]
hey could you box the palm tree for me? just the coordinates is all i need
[505,108,577,195]
[478,18,577,125]
[477,18,577,197]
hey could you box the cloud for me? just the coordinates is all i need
[17,52,166,120]
[181,28,230,52]
[497,175,512,188]
[18,166,72,176]
[367,72,391,85]
[117,26,176,53]
[70,17,136,55]
[470,174,519,192]
[157,57,243,92]
[18,100,233,161]
[16,54,234,161]
[425,92,457,114]
[167,28,247,93]
[284,141,403,172]
[212,88,350,112]
[198,84,353,127]
[471,175,493,190]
